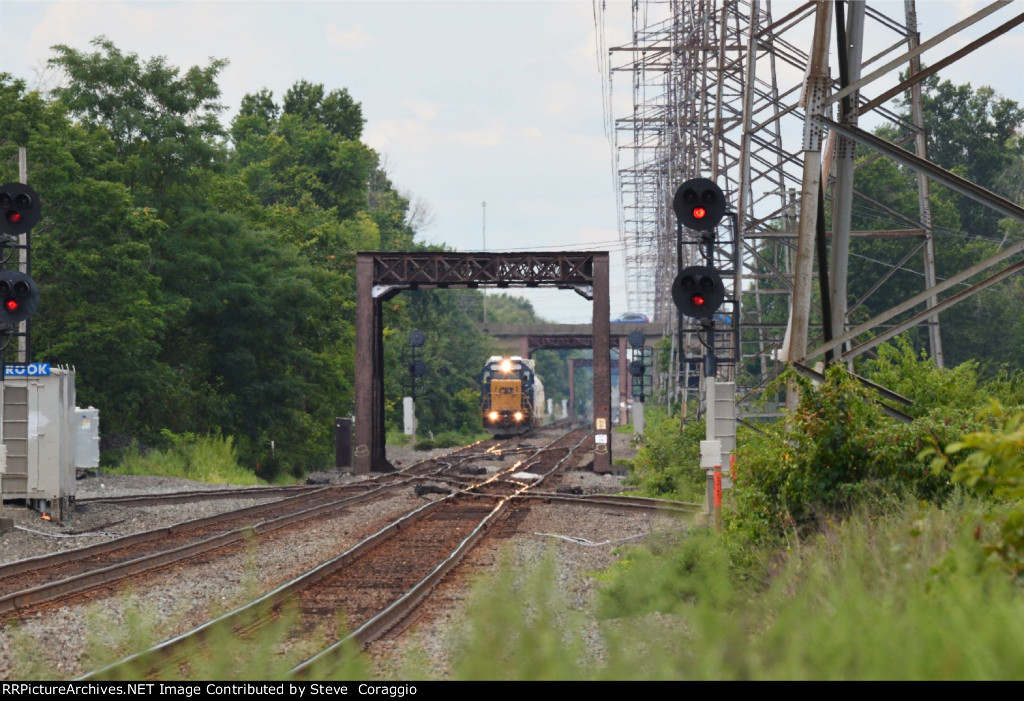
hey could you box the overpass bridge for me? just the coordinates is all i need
[480,321,670,425]
[479,322,668,357]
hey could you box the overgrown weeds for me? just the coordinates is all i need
[108,430,271,485]
[442,499,1024,680]
[925,401,1024,575]
[624,410,705,501]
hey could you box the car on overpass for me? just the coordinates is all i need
[612,312,649,323]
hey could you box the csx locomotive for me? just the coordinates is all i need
[480,355,545,436]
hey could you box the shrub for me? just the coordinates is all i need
[727,368,879,539]
[386,428,412,447]
[451,550,588,680]
[625,412,705,501]
[727,367,963,543]
[595,529,734,619]
[110,431,267,485]
[861,335,984,416]
[864,405,982,503]
[925,402,1024,575]
[446,498,1024,680]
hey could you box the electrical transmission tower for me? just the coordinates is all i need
[603,0,1024,417]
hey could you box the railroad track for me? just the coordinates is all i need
[75,484,323,507]
[0,437,523,620]
[78,428,603,679]
[77,427,702,680]
[0,424,698,680]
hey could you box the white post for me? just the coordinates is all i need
[633,400,645,438]
[403,396,416,441]
[706,379,736,488]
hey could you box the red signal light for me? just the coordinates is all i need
[0,183,40,236]
[673,178,725,231]
[673,265,725,319]
[0,271,39,323]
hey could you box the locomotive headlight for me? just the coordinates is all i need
[499,359,513,373]
[514,411,524,422]
[488,411,499,422]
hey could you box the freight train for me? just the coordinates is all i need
[480,355,545,436]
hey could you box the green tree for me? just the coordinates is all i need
[843,78,1024,372]
[0,72,186,436]
[386,289,493,436]
[366,161,418,251]
[229,82,374,220]
[282,79,364,140]
[155,211,344,475]
[483,293,547,324]
[11,36,503,474]
[919,78,1024,239]
[48,36,228,215]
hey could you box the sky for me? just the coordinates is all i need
[1,0,1022,323]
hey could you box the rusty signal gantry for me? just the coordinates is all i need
[353,251,614,474]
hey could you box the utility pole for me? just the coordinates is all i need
[906,0,943,367]
[481,201,487,325]
[18,147,27,363]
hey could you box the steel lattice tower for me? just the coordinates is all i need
[604,0,1024,412]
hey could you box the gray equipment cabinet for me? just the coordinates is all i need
[75,406,100,473]
[1,368,77,520]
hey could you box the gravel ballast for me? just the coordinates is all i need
[0,430,692,679]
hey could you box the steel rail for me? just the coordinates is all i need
[75,484,323,507]
[0,487,332,581]
[76,491,462,680]
[0,479,440,616]
[288,430,591,678]
[77,429,588,680]
[519,492,703,513]
[70,438,501,512]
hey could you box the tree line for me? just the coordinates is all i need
[0,36,565,478]
[742,73,1024,383]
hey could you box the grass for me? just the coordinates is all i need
[385,429,412,447]
[439,496,1024,680]
[107,432,272,485]
[449,550,591,680]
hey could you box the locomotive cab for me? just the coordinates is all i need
[481,356,538,435]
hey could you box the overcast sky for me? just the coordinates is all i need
[1,1,1021,323]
